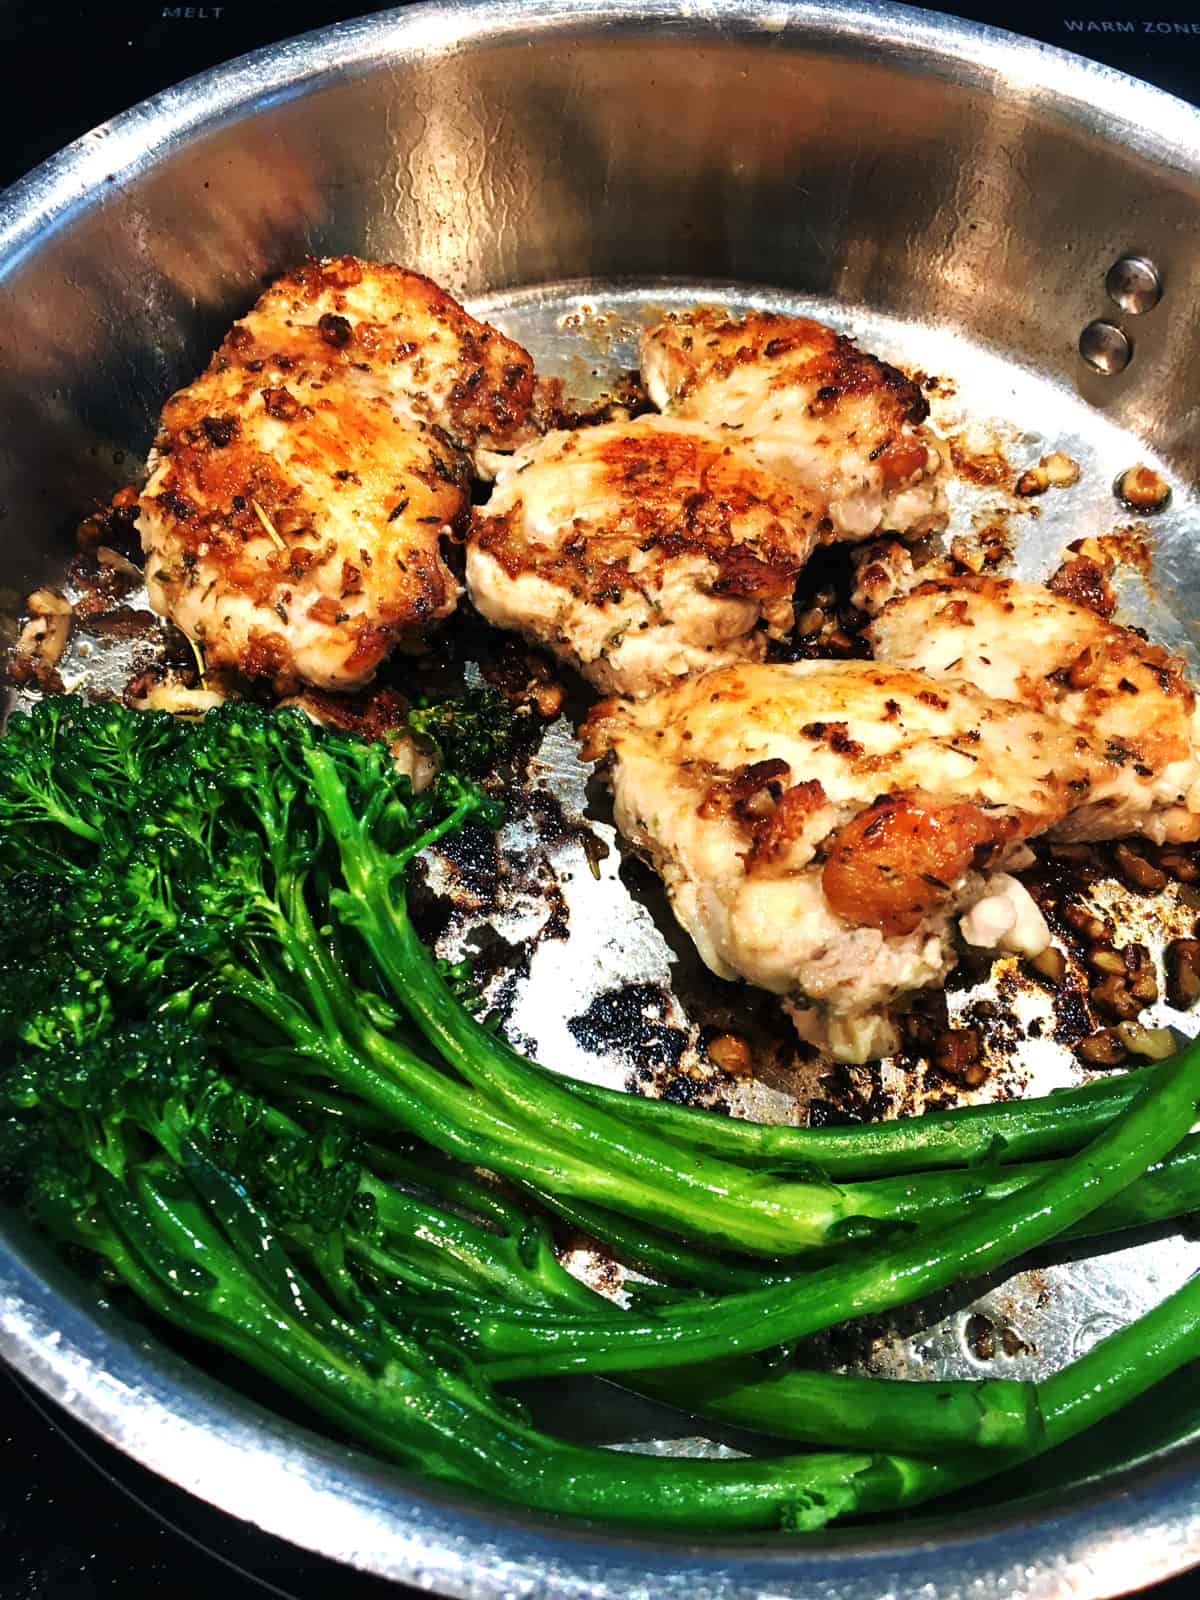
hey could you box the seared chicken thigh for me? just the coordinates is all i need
[139,257,535,691]
[467,417,824,696]
[868,577,1200,844]
[583,661,1091,1062]
[639,310,948,543]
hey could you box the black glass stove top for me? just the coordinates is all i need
[5,0,1200,193]
[3,4,1200,1597]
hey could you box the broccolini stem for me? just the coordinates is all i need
[78,1161,1200,1532]
[550,1061,1164,1177]
[327,1151,1045,1456]
[357,1173,600,1315]
[801,1263,1200,1519]
[632,1365,1041,1453]
[219,957,617,1203]
[835,1131,1200,1243]
[308,743,927,1253]
[523,1185,785,1293]
[69,1156,903,1531]
[423,1038,1200,1379]
[527,1128,1200,1294]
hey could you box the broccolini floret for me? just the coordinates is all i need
[3,692,1200,1532]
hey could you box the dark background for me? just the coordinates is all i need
[3,2,1200,1596]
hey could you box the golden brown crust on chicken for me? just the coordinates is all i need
[639,309,948,543]
[466,417,823,696]
[584,661,1089,1060]
[867,575,1200,844]
[820,796,1021,937]
[139,257,535,691]
[646,310,930,426]
[258,257,536,448]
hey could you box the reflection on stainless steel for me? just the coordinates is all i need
[2,3,1200,1597]
[1107,254,1165,315]
[1079,319,1134,374]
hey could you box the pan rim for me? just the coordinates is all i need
[2,3,1200,1595]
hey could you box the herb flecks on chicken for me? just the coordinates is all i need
[639,308,948,544]
[868,576,1200,845]
[467,416,825,696]
[583,660,1087,1062]
[139,257,535,692]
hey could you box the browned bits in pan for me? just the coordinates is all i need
[1112,841,1168,892]
[1075,1028,1129,1068]
[482,643,565,717]
[1087,947,1126,977]
[931,1027,986,1087]
[95,545,143,583]
[581,833,610,881]
[1025,945,1067,985]
[1123,944,1159,1005]
[964,1312,996,1361]
[1062,901,1111,944]
[76,485,140,554]
[79,607,158,641]
[780,563,872,661]
[1114,463,1171,514]
[948,528,1010,574]
[1113,1022,1176,1060]
[1166,939,1200,1011]
[705,1033,752,1076]
[897,989,950,1060]
[6,588,73,690]
[528,678,565,718]
[1090,972,1143,1022]
[1158,848,1200,884]
[1042,451,1080,487]
[1048,842,1096,868]
[1016,452,1079,497]
[1086,941,1156,1022]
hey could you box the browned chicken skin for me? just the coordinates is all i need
[868,576,1200,844]
[639,309,948,543]
[584,660,1089,1061]
[466,416,824,696]
[138,257,535,691]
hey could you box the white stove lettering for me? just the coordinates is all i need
[1064,16,1200,31]
[161,5,226,16]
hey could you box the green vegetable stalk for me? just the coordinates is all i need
[2,694,1196,1533]
[412,1037,1200,1379]
[0,1025,1036,1524]
[735,1263,1200,1524]
[553,1060,1166,1177]
[5,1024,1196,1531]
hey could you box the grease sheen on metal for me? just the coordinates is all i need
[1,4,1200,1600]
[1106,255,1164,315]
[1079,319,1133,374]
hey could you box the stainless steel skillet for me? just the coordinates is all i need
[2,3,1200,1595]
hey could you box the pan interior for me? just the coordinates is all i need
[446,277,1200,1422]
[9,269,1200,1549]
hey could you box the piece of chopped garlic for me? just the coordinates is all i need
[1042,451,1079,487]
[960,873,1051,958]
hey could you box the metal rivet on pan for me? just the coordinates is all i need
[1105,255,1163,314]
[1079,320,1132,375]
